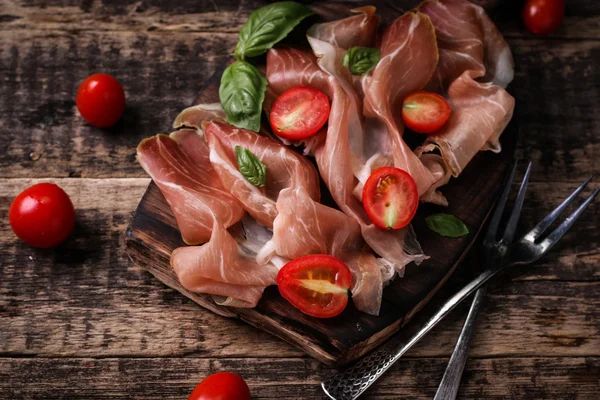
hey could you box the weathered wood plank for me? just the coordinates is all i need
[0,30,234,178]
[0,178,304,358]
[2,179,598,359]
[1,0,598,39]
[1,32,597,180]
[0,357,597,399]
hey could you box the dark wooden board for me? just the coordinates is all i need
[126,48,517,365]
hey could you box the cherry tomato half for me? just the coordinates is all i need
[9,183,76,248]
[269,86,330,140]
[277,255,352,318]
[402,92,451,134]
[76,73,126,128]
[188,372,251,400]
[362,167,419,230]
[523,0,564,36]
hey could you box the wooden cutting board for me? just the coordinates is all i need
[125,4,517,366]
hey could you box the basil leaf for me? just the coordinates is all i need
[342,46,381,75]
[235,146,267,188]
[234,1,314,60]
[219,61,267,132]
[425,214,469,238]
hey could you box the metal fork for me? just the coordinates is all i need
[321,161,599,400]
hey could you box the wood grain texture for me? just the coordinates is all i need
[0,357,598,399]
[1,0,599,398]
[2,179,598,362]
[1,0,598,39]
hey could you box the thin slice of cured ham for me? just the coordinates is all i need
[307,6,380,190]
[416,0,515,176]
[420,0,514,92]
[361,11,445,204]
[172,103,226,132]
[171,216,279,308]
[204,120,320,228]
[258,186,383,315]
[137,130,244,245]
[308,6,379,50]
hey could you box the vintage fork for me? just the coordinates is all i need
[321,161,599,400]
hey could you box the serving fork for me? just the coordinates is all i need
[321,161,599,400]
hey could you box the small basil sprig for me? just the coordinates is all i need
[342,46,381,75]
[219,61,267,132]
[235,146,267,187]
[234,2,314,60]
[425,214,469,238]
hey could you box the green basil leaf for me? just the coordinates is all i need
[235,146,267,188]
[425,214,469,238]
[342,46,381,75]
[234,1,314,60]
[219,61,267,132]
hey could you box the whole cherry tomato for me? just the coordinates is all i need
[522,0,565,36]
[9,183,76,248]
[76,73,126,128]
[188,372,251,400]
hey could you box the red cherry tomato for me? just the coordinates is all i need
[76,73,126,128]
[277,255,352,318]
[362,167,419,230]
[9,183,76,248]
[269,86,330,140]
[402,92,451,134]
[188,372,251,400]
[522,0,564,36]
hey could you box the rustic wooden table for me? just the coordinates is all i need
[1,1,598,399]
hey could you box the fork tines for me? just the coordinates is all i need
[486,160,598,260]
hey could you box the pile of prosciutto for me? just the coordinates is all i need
[137,0,515,317]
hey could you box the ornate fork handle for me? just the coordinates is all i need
[322,266,502,400]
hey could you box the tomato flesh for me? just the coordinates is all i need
[9,183,76,248]
[277,255,352,318]
[402,92,451,134]
[362,167,419,230]
[522,0,564,36]
[76,73,126,128]
[188,372,250,400]
[269,86,330,140]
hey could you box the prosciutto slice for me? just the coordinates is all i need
[171,217,279,308]
[258,186,383,315]
[308,6,379,49]
[360,11,447,205]
[416,0,515,176]
[172,103,226,131]
[137,130,244,245]
[204,120,320,228]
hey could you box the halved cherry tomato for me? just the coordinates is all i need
[9,183,76,248]
[277,255,352,318]
[522,0,564,36]
[188,372,250,400]
[402,92,451,134]
[269,86,330,140]
[362,167,419,230]
[76,73,126,128]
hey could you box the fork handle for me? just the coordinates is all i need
[321,265,503,400]
[433,286,487,400]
